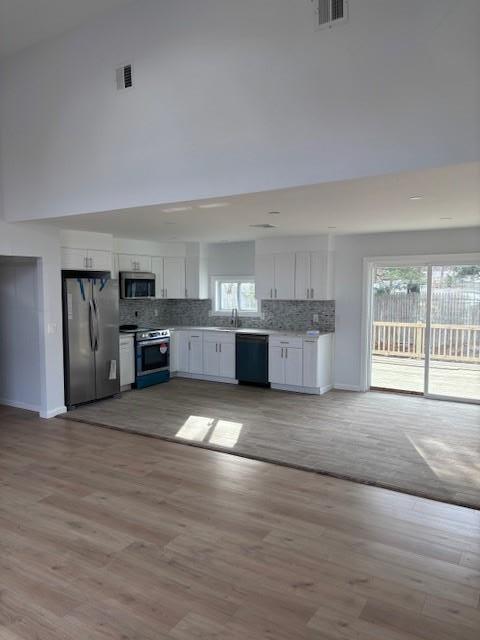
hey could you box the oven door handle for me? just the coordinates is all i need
[137,339,170,347]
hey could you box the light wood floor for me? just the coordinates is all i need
[63,379,480,509]
[1,404,480,639]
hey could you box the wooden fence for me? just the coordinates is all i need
[373,322,480,363]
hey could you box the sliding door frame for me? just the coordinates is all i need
[361,252,480,404]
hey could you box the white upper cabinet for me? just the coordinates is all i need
[255,253,295,300]
[61,247,112,272]
[163,257,186,299]
[295,251,334,300]
[185,256,208,299]
[151,257,165,299]
[117,254,152,273]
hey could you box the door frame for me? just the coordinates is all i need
[361,252,480,403]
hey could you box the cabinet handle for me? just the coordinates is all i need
[285,348,288,359]
[185,289,188,298]
[280,348,283,358]
[215,343,218,353]
[311,288,314,299]
[306,288,310,299]
[165,288,168,298]
[270,289,273,299]
[219,343,222,353]
[188,341,191,351]
[275,289,278,299]
[89,257,93,268]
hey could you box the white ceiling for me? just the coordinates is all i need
[0,0,134,59]
[41,163,480,243]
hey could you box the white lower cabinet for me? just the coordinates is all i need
[177,331,203,375]
[269,334,332,394]
[119,336,135,388]
[268,337,303,387]
[203,332,236,379]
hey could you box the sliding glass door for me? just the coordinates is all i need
[370,260,480,403]
[371,265,427,394]
[427,265,480,402]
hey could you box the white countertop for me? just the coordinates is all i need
[162,326,333,338]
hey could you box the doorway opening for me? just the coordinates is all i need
[367,259,480,403]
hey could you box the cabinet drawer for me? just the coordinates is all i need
[269,335,303,349]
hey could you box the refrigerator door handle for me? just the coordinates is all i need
[88,300,96,351]
[93,299,100,351]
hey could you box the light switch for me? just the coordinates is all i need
[47,322,58,334]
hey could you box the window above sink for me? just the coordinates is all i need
[212,276,260,317]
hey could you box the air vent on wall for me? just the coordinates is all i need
[313,0,348,29]
[116,63,133,90]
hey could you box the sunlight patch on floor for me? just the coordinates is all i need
[407,435,480,486]
[176,415,243,448]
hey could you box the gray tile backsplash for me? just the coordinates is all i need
[120,299,335,332]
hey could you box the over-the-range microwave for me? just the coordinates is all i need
[120,272,156,299]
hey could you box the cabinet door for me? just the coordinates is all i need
[119,341,135,386]
[295,252,310,300]
[302,340,318,388]
[188,334,203,374]
[169,332,178,373]
[219,342,235,379]
[151,257,164,299]
[136,255,152,272]
[164,257,186,299]
[310,251,330,300]
[285,347,303,387]
[117,254,136,272]
[274,253,295,300]
[268,346,284,384]
[255,254,275,300]
[177,332,190,372]
[61,248,87,270]
[88,250,112,272]
[203,339,219,376]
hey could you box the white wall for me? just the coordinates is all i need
[207,242,255,277]
[334,227,480,390]
[0,259,41,411]
[0,221,65,417]
[1,0,478,222]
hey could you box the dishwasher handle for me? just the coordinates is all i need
[236,334,269,343]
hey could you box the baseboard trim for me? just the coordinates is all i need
[0,398,41,413]
[334,384,362,392]
[40,405,67,419]
[270,383,330,395]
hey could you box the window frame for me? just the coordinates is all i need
[211,275,260,317]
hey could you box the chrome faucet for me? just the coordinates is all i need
[231,307,239,328]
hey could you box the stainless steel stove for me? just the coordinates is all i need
[134,329,171,389]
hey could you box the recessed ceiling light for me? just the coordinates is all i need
[328,226,337,229]
[162,206,193,213]
[198,202,230,209]
[410,196,424,201]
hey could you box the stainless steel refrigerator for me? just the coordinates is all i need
[62,272,120,408]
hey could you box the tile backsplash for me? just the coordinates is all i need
[120,298,335,332]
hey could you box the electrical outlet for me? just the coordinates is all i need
[154,309,158,317]
[313,313,319,323]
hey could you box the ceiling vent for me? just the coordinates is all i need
[116,63,133,90]
[313,0,348,29]
[250,224,276,229]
